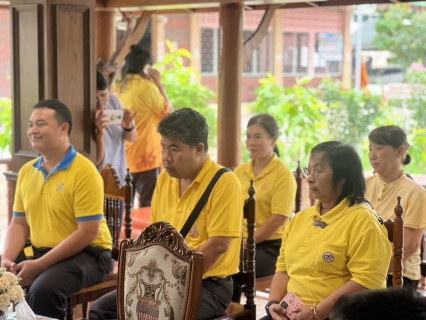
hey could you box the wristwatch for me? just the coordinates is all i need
[265,300,279,316]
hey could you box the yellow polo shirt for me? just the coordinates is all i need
[366,171,426,280]
[151,156,243,279]
[117,74,171,173]
[234,155,297,240]
[276,199,391,306]
[13,146,112,250]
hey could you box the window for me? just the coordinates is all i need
[201,28,217,74]
[314,33,343,75]
[283,32,309,75]
[243,30,273,75]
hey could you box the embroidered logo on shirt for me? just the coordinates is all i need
[261,184,268,190]
[189,225,199,238]
[322,252,335,263]
[56,182,65,192]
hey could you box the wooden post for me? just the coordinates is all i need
[393,196,404,287]
[190,12,201,77]
[342,6,353,90]
[273,9,283,87]
[96,9,116,64]
[152,14,166,66]
[217,2,243,168]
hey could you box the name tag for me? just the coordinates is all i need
[313,220,327,229]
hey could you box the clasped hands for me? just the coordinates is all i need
[1,258,44,287]
[269,303,319,320]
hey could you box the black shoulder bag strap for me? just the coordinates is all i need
[180,168,231,238]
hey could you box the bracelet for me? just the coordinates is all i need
[123,125,134,132]
[311,304,321,320]
[265,300,279,316]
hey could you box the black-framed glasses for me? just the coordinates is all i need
[302,167,332,179]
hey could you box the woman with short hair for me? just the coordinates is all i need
[261,141,391,320]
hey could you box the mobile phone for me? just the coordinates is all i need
[143,64,151,75]
[280,292,305,320]
[103,110,123,125]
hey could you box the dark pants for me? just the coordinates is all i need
[259,315,329,320]
[89,276,233,320]
[387,274,419,290]
[131,168,161,208]
[256,239,282,278]
[15,244,111,320]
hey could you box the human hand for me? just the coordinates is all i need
[121,109,135,129]
[148,68,162,87]
[1,259,17,274]
[95,110,109,136]
[14,260,44,287]
[293,305,317,320]
[269,303,289,320]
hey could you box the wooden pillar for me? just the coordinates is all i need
[190,13,201,77]
[7,0,96,209]
[96,9,116,63]
[152,14,166,65]
[217,3,243,168]
[342,6,353,90]
[273,10,283,87]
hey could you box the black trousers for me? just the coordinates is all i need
[15,244,111,319]
[89,276,233,320]
[256,239,282,278]
[131,167,161,208]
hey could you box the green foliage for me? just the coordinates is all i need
[0,97,12,157]
[374,5,426,67]
[155,40,217,149]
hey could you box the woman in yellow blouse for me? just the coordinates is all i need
[234,114,296,277]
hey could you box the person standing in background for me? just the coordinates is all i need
[118,45,172,207]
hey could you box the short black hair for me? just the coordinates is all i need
[158,108,208,151]
[330,288,426,320]
[33,100,73,136]
[311,141,365,206]
[96,70,108,91]
[126,45,153,75]
[369,125,411,165]
[247,114,280,157]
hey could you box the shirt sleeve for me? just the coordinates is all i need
[347,218,392,289]
[12,168,25,216]
[206,173,243,239]
[271,166,297,217]
[73,169,104,221]
[404,190,426,229]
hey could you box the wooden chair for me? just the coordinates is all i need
[66,164,133,319]
[117,221,204,320]
[383,196,404,287]
[255,161,303,293]
[216,180,256,320]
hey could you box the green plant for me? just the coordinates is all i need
[155,40,217,149]
[0,97,12,158]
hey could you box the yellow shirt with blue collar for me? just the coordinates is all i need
[276,198,391,306]
[151,156,243,279]
[234,154,297,240]
[13,146,112,250]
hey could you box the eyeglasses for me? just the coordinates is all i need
[96,97,110,103]
[302,167,332,179]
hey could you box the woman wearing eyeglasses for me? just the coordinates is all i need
[366,125,426,289]
[261,141,391,320]
[234,114,297,278]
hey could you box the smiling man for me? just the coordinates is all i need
[89,108,243,320]
[1,100,112,319]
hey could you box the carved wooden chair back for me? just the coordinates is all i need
[383,196,404,287]
[66,164,133,320]
[117,221,204,320]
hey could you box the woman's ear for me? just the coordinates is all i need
[396,145,406,158]
[271,136,278,145]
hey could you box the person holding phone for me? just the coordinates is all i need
[261,142,391,320]
[95,70,137,184]
[117,45,173,207]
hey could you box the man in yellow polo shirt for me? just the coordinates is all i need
[1,100,112,319]
[89,108,243,320]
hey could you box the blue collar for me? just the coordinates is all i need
[33,145,77,179]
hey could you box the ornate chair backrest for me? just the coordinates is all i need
[101,164,133,259]
[294,160,303,213]
[117,221,204,320]
[383,196,404,287]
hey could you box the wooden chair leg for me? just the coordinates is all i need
[66,298,74,320]
[82,302,89,319]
